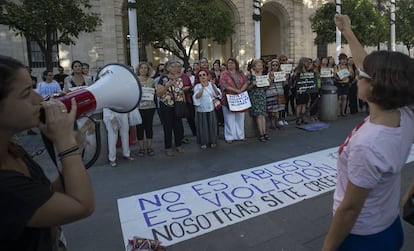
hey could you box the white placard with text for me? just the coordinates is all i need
[255,75,270,87]
[273,71,287,82]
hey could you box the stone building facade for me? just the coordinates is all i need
[0,0,335,78]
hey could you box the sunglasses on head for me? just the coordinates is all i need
[357,68,372,80]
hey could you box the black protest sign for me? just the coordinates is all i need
[296,72,318,94]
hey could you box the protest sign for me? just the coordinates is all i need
[226,91,251,112]
[255,75,269,87]
[296,72,318,94]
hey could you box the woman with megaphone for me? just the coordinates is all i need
[0,55,95,250]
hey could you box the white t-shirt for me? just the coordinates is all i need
[334,106,414,235]
[35,81,62,98]
[192,83,221,113]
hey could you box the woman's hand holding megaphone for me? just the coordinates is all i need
[39,98,79,152]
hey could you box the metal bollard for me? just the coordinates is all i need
[319,85,338,121]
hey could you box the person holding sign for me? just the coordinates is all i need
[320,57,335,86]
[136,62,156,157]
[322,14,414,251]
[266,59,288,129]
[292,57,315,125]
[247,59,270,142]
[334,53,355,117]
[219,58,249,143]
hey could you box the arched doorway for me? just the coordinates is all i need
[261,1,290,61]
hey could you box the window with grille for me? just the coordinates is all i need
[26,32,59,68]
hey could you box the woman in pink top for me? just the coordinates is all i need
[322,15,414,251]
[219,58,248,143]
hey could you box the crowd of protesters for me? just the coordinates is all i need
[27,53,368,163]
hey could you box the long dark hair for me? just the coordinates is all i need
[0,55,26,103]
[0,55,26,157]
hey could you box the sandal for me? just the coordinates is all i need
[259,135,266,142]
[147,148,155,156]
[264,134,271,141]
[138,149,145,157]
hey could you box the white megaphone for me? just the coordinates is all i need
[40,63,141,122]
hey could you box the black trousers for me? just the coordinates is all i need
[185,103,197,136]
[136,108,156,140]
[159,102,183,149]
[348,83,358,114]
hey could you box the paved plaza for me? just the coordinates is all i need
[17,113,414,251]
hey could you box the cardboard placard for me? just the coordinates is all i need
[273,71,287,82]
[141,87,155,101]
[296,72,318,94]
[336,68,350,80]
[226,91,251,111]
[320,68,333,78]
[255,75,269,87]
[280,64,293,74]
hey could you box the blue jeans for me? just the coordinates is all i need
[338,217,403,251]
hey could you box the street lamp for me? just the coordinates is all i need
[127,0,139,68]
[335,0,341,63]
[253,0,262,59]
[390,0,396,51]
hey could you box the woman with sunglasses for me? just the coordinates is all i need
[322,14,414,251]
[266,59,288,129]
[192,70,221,149]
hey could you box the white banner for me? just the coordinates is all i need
[255,75,269,87]
[226,91,251,112]
[118,145,414,247]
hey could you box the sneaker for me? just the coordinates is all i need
[277,120,284,127]
[109,161,117,167]
[200,145,207,149]
[210,143,217,148]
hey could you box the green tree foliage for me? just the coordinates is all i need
[0,0,101,70]
[135,0,234,67]
[311,0,387,47]
[395,0,414,55]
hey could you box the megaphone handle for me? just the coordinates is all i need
[58,89,97,118]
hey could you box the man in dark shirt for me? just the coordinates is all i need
[53,66,68,89]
